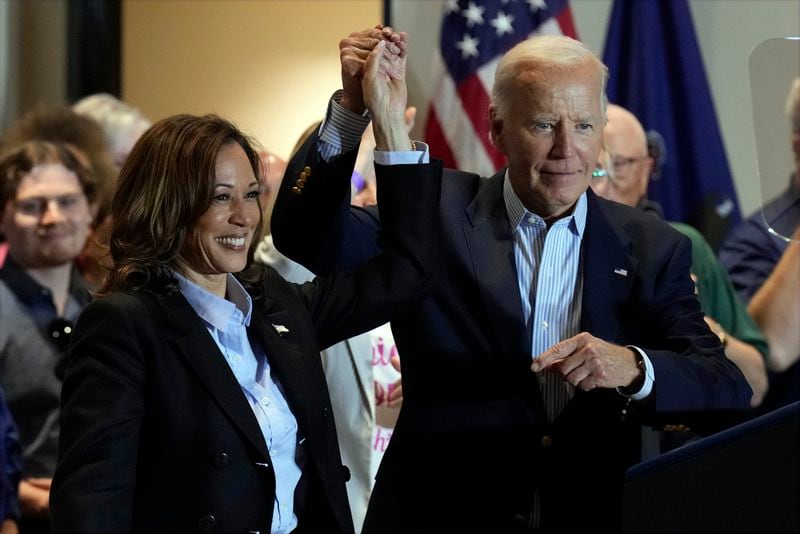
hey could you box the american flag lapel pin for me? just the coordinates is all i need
[613,268,628,277]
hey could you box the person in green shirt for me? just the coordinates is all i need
[669,221,769,405]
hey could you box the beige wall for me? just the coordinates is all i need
[123,0,381,161]
[0,0,67,132]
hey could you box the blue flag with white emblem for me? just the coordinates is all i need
[603,0,741,247]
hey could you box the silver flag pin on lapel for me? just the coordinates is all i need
[272,324,290,337]
[613,268,628,277]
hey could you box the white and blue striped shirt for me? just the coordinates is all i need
[503,175,586,358]
[503,175,653,400]
[319,91,428,165]
[504,175,585,410]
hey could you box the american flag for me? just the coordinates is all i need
[423,0,578,176]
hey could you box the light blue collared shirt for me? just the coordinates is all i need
[504,175,587,358]
[177,273,300,534]
[503,176,653,400]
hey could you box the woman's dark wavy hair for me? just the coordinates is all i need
[100,114,265,296]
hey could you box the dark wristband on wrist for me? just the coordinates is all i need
[618,348,646,395]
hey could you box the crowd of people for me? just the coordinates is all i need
[0,21,796,534]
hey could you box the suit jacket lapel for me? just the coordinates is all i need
[580,190,638,343]
[248,302,322,441]
[159,292,270,460]
[463,170,529,357]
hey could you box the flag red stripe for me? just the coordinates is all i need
[455,74,506,172]
[422,2,576,176]
[555,8,578,39]
[423,107,457,169]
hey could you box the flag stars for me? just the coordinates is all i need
[445,0,460,14]
[462,1,485,27]
[528,0,547,11]
[456,33,480,58]
[491,11,515,36]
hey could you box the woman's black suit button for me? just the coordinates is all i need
[198,514,216,532]
[211,451,229,468]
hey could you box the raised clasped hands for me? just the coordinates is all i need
[340,25,406,113]
[340,25,410,151]
[530,332,643,392]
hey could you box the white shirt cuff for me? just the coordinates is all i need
[373,142,430,165]
[619,346,655,400]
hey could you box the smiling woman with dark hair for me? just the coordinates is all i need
[49,33,436,534]
[98,114,266,298]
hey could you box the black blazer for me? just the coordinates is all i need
[50,159,440,533]
[272,133,752,532]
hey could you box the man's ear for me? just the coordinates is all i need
[489,106,505,153]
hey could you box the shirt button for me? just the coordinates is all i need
[281,504,287,511]
[211,451,229,468]
[198,514,216,532]
[232,354,242,363]
[541,435,553,448]
[527,215,536,224]
[260,397,270,407]
[542,321,549,329]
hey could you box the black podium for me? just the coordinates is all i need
[623,401,799,533]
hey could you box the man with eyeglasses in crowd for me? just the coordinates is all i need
[591,104,663,217]
[0,141,97,533]
[591,104,769,417]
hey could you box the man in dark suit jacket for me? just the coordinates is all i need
[272,31,751,532]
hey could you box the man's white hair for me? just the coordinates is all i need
[73,93,151,158]
[491,34,608,121]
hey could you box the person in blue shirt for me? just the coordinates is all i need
[0,386,21,534]
[720,77,800,413]
[50,34,438,533]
